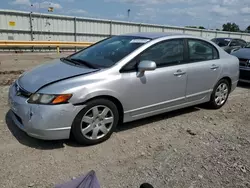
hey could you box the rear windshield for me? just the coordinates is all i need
[211,38,231,47]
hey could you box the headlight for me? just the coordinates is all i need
[28,93,72,104]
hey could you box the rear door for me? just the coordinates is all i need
[185,39,221,102]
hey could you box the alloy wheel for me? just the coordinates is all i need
[214,83,229,106]
[81,105,114,140]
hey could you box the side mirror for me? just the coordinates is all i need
[137,60,156,77]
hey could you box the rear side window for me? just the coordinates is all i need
[188,39,219,62]
[213,48,219,59]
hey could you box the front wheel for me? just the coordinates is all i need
[207,79,230,109]
[72,98,119,145]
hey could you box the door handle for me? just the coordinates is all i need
[210,64,219,70]
[174,69,186,76]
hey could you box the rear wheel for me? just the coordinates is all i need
[207,79,230,109]
[72,98,119,145]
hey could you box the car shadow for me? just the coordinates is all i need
[237,82,250,89]
[116,106,200,132]
[6,107,200,150]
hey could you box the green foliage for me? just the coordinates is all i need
[246,25,250,32]
[222,22,240,32]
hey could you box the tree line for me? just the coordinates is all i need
[185,22,250,33]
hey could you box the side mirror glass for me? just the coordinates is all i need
[137,60,156,77]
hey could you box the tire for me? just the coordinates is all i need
[207,79,230,109]
[72,98,119,145]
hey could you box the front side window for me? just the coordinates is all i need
[139,39,184,67]
[230,39,239,46]
[211,38,231,47]
[69,36,151,68]
[188,39,219,62]
[122,39,184,72]
[246,43,250,48]
[237,39,246,47]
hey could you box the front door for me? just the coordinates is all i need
[185,39,222,102]
[120,39,187,118]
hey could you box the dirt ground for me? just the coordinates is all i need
[0,53,250,188]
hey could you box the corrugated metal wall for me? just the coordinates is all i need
[1,9,250,43]
[0,11,31,40]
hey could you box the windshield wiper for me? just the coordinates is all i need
[70,58,97,69]
[60,57,81,66]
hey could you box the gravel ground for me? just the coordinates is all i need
[0,54,250,188]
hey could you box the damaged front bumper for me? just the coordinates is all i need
[8,83,83,140]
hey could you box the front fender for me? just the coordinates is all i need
[71,88,122,105]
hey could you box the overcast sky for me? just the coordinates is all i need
[2,0,250,30]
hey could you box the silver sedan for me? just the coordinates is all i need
[8,32,239,145]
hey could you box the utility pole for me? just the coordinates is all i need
[127,9,130,21]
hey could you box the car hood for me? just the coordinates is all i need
[18,59,98,93]
[231,48,250,59]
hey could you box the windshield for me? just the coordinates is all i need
[69,36,151,68]
[211,38,231,47]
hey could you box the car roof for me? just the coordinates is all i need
[212,38,232,40]
[213,37,245,41]
[121,32,189,39]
